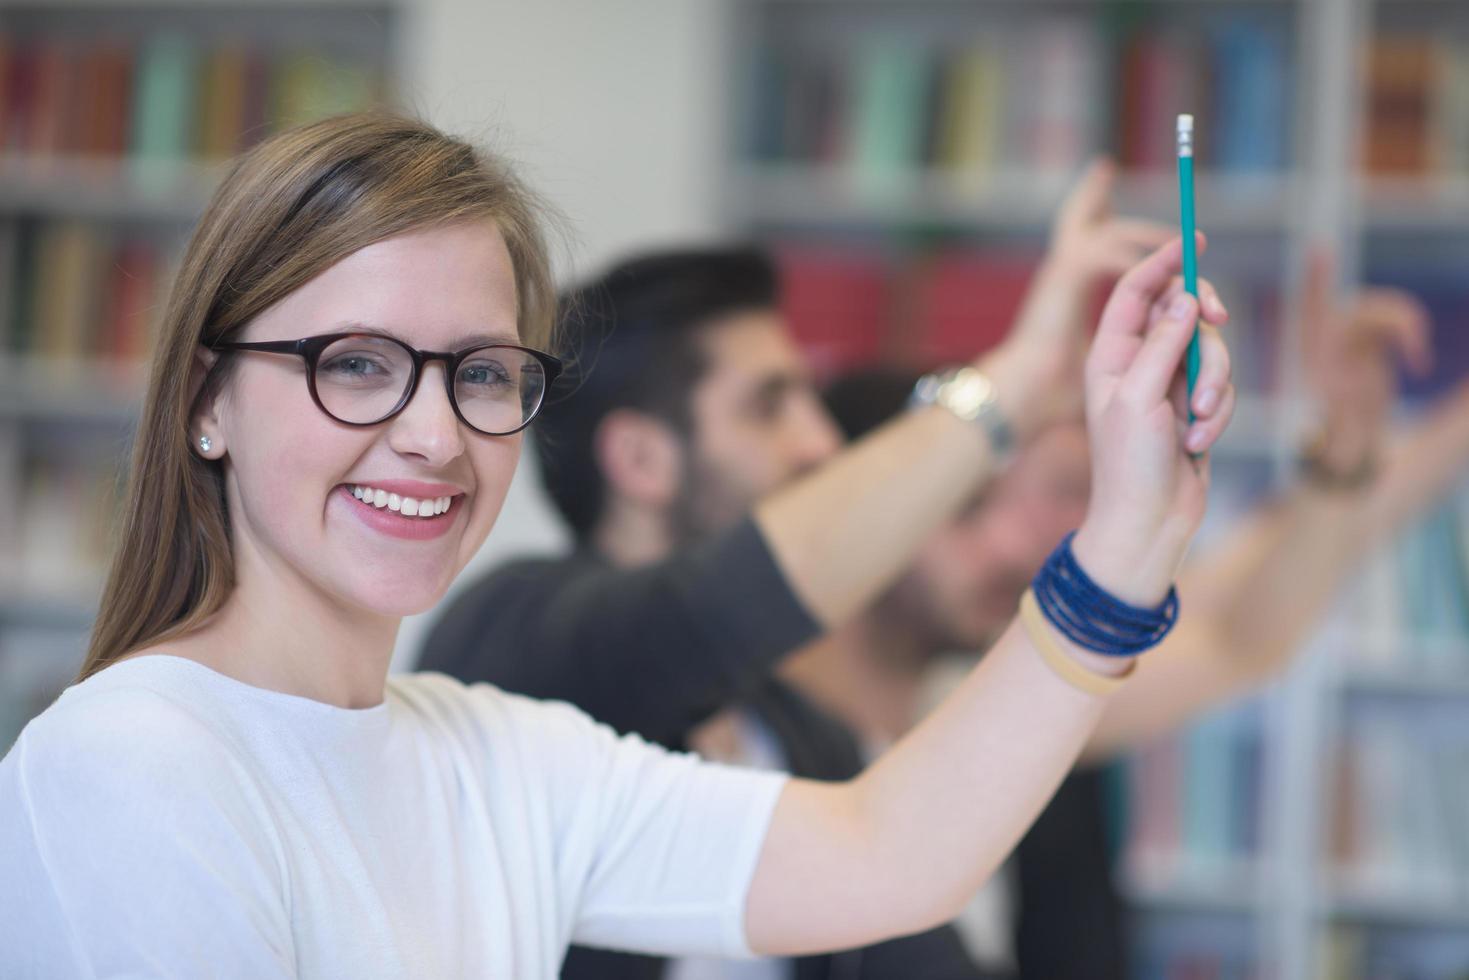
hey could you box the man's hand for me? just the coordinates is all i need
[1048,157,1174,282]
[979,158,1215,442]
[1303,248,1432,477]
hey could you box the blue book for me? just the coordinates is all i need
[1211,22,1289,172]
[1183,711,1234,864]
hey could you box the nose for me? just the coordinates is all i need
[790,398,843,469]
[385,362,467,467]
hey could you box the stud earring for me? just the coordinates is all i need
[198,435,213,453]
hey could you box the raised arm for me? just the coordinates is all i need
[759,159,1177,627]
[428,166,1193,742]
[1084,255,1469,758]
[745,236,1236,954]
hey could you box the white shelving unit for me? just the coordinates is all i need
[0,0,404,748]
[718,0,1469,977]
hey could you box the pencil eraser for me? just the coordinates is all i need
[1177,114,1194,136]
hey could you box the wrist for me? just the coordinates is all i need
[1298,422,1381,493]
[911,365,1016,465]
[1034,254,1094,297]
[1022,532,1180,690]
[1070,520,1183,608]
[973,343,1042,444]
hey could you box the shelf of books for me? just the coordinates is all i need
[724,1,1469,978]
[1321,3,1469,976]
[0,1,401,750]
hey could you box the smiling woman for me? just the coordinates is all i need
[0,111,1234,978]
[79,112,559,685]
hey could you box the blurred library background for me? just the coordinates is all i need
[2,0,1469,977]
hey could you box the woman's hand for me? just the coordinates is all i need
[1072,234,1235,606]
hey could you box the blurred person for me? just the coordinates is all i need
[0,113,1237,978]
[420,163,1218,978]
[790,254,1466,975]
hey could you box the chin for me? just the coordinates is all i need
[340,577,453,619]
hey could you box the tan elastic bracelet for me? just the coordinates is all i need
[1019,589,1136,697]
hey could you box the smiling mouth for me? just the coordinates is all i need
[348,484,457,519]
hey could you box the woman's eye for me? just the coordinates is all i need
[322,354,388,377]
[459,360,511,387]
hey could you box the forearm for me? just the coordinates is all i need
[1189,381,1469,660]
[1085,491,1351,758]
[1359,380,1469,540]
[745,618,1118,954]
[756,403,1005,628]
[755,255,1101,630]
[1087,384,1469,757]
[746,234,1231,957]
[1013,258,1093,357]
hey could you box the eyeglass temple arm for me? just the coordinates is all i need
[210,340,306,353]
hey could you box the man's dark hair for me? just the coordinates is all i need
[822,367,923,443]
[534,246,780,540]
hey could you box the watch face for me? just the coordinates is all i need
[943,370,994,419]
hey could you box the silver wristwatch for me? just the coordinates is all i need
[909,366,1015,465]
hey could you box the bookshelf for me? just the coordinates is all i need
[719,0,1469,978]
[0,1,402,748]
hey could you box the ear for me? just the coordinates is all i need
[593,408,683,511]
[190,345,226,460]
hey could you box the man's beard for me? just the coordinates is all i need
[665,446,824,548]
[872,569,1032,665]
[666,450,752,547]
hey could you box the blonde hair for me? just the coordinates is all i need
[80,112,557,681]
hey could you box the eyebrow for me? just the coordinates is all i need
[752,370,814,402]
[339,322,521,349]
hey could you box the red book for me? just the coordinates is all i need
[777,246,890,382]
[0,35,9,149]
[91,42,134,158]
[1365,38,1435,175]
[73,43,110,156]
[3,44,38,155]
[1118,34,1192,171]
[27,41,73,157]
[908,249,1039,366]
[100,240,158,364]
[238,46,270,150]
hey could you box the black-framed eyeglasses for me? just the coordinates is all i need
[210,332,563,436]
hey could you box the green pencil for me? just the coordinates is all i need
[1177,113,1200,419]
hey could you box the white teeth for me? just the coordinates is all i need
[349,485,454,518]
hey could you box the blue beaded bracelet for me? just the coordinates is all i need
[1031,531,1178,657]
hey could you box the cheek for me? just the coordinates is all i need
[697,426,775,500]
[225,401,375,557]
[456,435,523,556]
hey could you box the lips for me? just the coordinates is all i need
[337,484,463,541]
